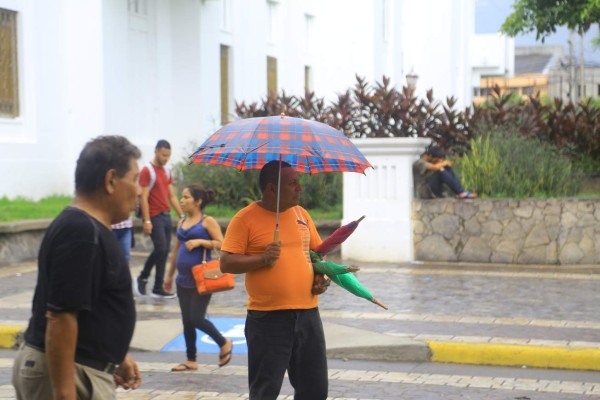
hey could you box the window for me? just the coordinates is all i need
[382,0,391,42]
[305,65,312,93]
[267,1,279,44]
[267,56,277,96]
[522,86,534,96]
[220,45,230,125]
[128,0,147,15]
[0,8,19,118]
[305,14,314,53]
[220,0,231,31]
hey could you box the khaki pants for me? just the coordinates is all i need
[12,344,116,400]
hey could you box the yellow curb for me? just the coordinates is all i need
[428,341,600,371]
[0,325,24,349]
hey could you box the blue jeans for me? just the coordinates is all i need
[426,167,465,197]
[112,227,132,264]
[245,308,328,400]
[140,213,172,292]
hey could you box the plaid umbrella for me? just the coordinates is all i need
[190,114,372,240]
[190,115,371,174]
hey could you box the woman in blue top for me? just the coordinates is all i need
[164,184,232,371]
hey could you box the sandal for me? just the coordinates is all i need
[171,363,198,372]
[458,191,477,199]
[218,339,233,367]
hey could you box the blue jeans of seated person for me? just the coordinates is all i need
[140,213,172,292]
[112,227,132,264]
[426,167,465,197]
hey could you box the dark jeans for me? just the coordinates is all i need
[426,167,465,197]
[176,284,226,361]
[140,213,171,291]
[245,308,328,400]
[112,227,132,264]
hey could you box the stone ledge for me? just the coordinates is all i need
[0,218,341,265]
[413,198,600,265]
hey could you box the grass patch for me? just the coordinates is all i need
[0,196,73,222]
[1,197,343,222]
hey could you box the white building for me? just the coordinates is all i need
[1,0,488,200]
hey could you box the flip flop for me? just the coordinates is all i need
[218,340,233,367]
[171,363,197,372]
[458,191,477,199]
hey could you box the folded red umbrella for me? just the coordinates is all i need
[314,216,365,255]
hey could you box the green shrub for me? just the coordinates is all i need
[458,124,582,198]
[174,158,343,212]
[173,162,261,210]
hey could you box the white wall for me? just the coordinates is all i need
[0,0,488,200]
[0,0,105,200]
[472,33,515,85]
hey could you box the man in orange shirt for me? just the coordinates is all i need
[221,160,330,400]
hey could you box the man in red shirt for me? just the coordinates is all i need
[135,140,184,298]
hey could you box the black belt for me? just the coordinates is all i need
[75,354,117,374]
[24,343,116,374]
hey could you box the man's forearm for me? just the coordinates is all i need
[45,311,78,400]
[220,252,268,274]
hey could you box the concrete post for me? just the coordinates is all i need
[341,137,431,263]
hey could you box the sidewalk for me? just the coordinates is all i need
[1,254,600,371]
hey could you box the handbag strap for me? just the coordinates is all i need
[202,247,207,264]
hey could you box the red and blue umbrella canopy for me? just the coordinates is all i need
[190,115,372,174]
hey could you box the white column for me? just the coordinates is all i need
[341,138,431,263]
[199,0,221,134]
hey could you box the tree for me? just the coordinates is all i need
[501,0,600,40]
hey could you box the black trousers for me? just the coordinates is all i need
[245,308,328,400]
[176,285,226,361]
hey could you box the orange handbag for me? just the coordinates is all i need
[191,249,235,295]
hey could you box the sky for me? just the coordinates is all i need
[476,0,600,62]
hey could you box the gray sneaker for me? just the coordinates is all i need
[151,289,176,299]
[135,277,147,296]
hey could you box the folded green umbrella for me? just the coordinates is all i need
[310,250,359,275]
[327,271,388,310]
[310,251,387,310]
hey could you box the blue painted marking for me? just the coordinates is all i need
[161,317,247,354]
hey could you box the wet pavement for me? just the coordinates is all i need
[1,253,600,398]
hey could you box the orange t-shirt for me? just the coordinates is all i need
[221,203,322,311]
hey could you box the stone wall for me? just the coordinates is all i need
[0,218,340,266]
[413,198,600,265]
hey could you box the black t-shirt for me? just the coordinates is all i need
[24,207,136,364]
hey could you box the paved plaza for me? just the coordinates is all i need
[1,253,600,398]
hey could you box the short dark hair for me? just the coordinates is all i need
[185,184,215,211]
[75,135,141,194]
[259,160,292,192]
[426,145,445,159]
[155,139,171,150]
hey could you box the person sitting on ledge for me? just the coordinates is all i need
[413,145,477,199]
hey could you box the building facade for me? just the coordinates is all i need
[1,0,479,200]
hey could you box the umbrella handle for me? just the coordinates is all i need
[270,229,279,266]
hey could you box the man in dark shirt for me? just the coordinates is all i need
[12,135,142,399]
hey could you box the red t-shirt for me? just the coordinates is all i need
[139,163,172,217]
